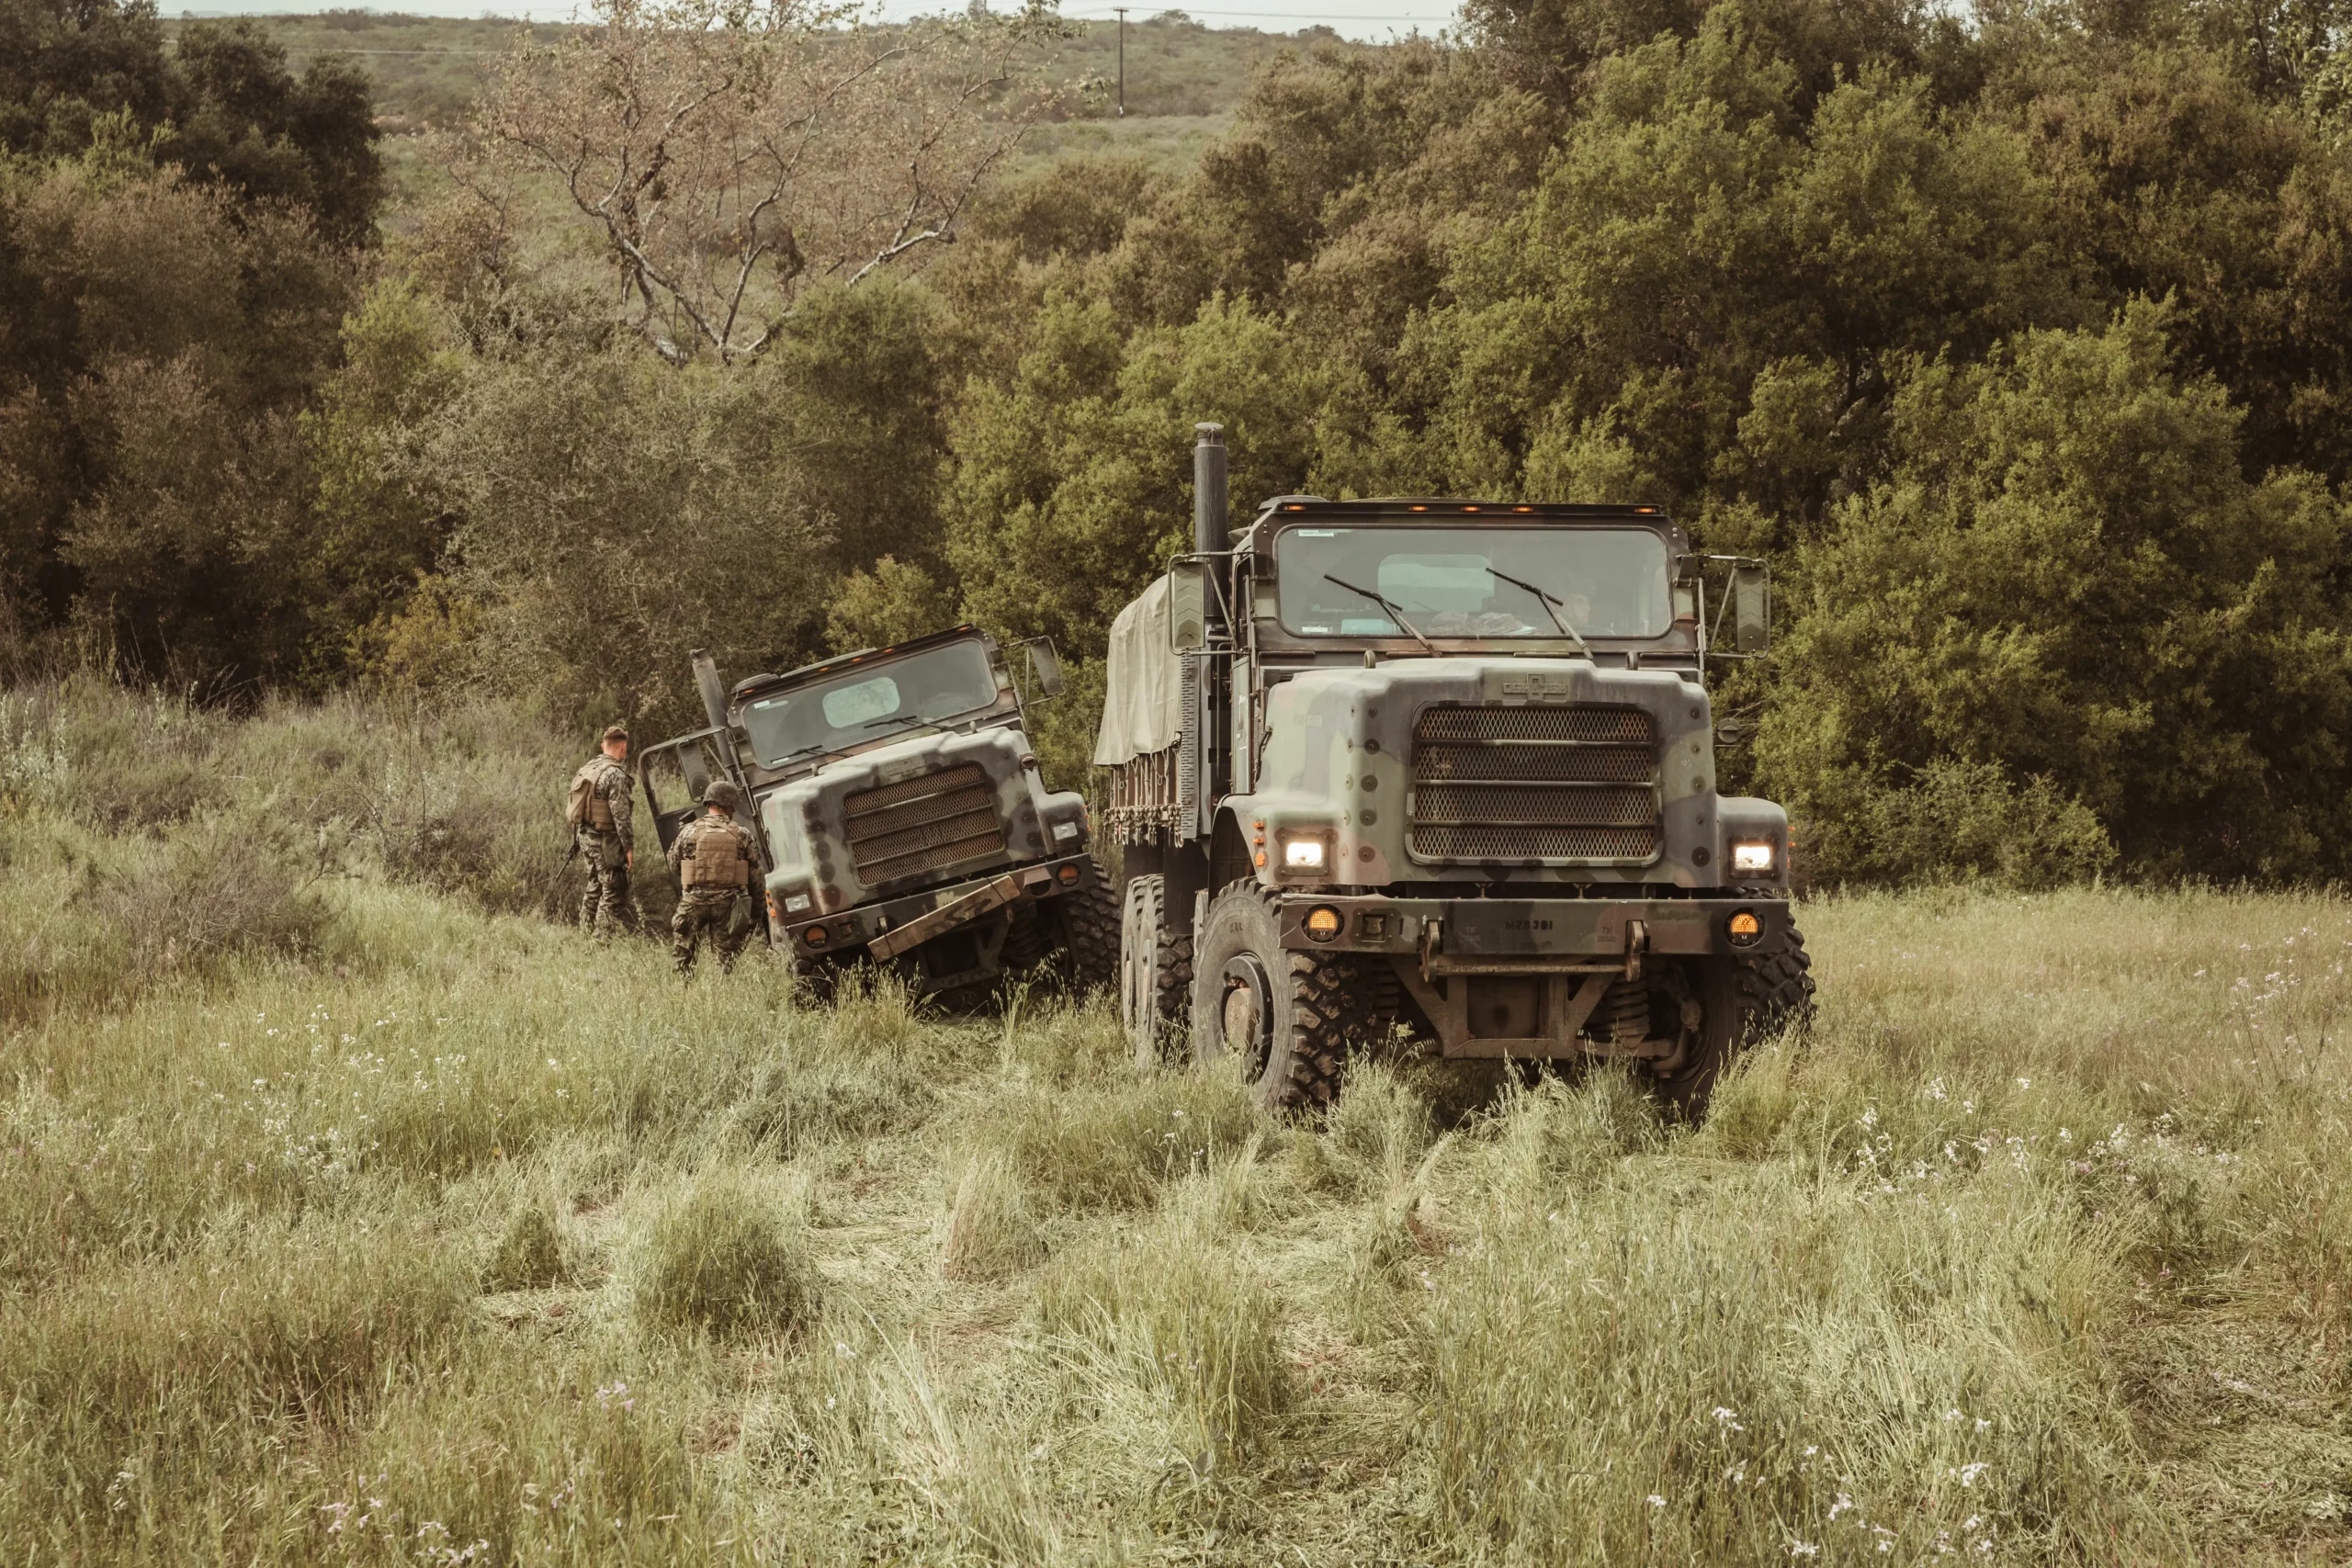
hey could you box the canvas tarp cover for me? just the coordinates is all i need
[1092,571,1196,766]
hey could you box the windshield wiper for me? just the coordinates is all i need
[1482,566,1592,656]
[861,713,935,735]
[1322,574,1440,656]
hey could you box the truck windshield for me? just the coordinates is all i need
[739,641,1001,766]
[1275,525,1672,639]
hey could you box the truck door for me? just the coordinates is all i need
[637,728,729,857]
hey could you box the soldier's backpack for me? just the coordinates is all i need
[566,758,619,831]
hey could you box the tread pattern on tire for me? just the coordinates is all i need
[1124,874,1193,1065]
[1226,881,1381,1112]
[1733,922,1816,1043]
[1059,876,1121,995]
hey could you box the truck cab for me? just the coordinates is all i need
[640,626,1116,1000]
[1100,428,1814,1111]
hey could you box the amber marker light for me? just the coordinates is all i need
[804,926,829,948]
[1057,863,1080,886]
[1726,910,1763,947]
[1305,907,1343,942]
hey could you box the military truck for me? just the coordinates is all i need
[1098,425,1814,1111]
[639,626,1117,1001]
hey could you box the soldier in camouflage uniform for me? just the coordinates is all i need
[570,725,639,936]
[668,778,758,976]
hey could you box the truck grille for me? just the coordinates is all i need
[843,763,1007,886]
[1408,705,1662,864]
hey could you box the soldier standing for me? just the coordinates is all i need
[568,724,639,936]
[668,778,758,976]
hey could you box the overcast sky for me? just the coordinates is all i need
[175,0,1460,41]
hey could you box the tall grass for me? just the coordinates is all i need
[2,688,2347,1562]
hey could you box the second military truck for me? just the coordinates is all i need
[640,626,1117,1001]
[1099,426,1815,1111]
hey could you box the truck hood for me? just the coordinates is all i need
[755,724,1080,915]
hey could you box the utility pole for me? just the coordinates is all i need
[1114,6,1128,117]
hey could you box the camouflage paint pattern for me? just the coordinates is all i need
[1239,658,1787,893]
[755,725,1090,921]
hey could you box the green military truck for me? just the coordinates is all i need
[639,626,1117,1000]
[1098,425,1814,1111]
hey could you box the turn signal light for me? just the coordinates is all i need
[1056,863,1080,885]
[1305,906,1342,942]
[1726,910,1762,947]
[804,926,829,948]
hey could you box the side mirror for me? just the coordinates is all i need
[1730,564,1770,654]
[1023,637,1066,700]
[1169,560,1209,653]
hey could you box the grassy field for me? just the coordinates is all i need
[3,689,2349,1563]
[163,12,1342,134]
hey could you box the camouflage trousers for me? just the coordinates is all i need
[578,831,639,936]
[673,888,752,976]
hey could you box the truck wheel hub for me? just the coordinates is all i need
[1219,953,1274,1075]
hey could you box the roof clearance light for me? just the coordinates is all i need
[1409,504,1428,512]
[1514,506,1534,513]
[1462,505,1481,512]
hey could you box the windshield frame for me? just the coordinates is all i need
[1267,519,1680,645]
[732,635,1015,771]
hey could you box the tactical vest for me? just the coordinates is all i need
[569,758,622,831]
[681,818,752,889]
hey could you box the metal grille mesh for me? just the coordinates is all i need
[1409,704,1662,864]
[1415,706,1654,744]
[1409,825,1663,861]
[844,763,1007,885]
[1413,783,1659,827]
[1414,742,1656,784]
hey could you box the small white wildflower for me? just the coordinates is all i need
[1648,1495,1667,1508]
[1959,1461,1988,1487]
[1790,1544,1819,1559]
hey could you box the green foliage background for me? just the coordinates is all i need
[7,0,2352,886]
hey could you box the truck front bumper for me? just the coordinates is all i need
[777,852,1099,973]
[1267,892,1796,1059]
[1274,893,1794,966]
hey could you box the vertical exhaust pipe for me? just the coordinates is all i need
[1193,423,1227,558]
[1193,423,1227,634]
[690,648,729,735]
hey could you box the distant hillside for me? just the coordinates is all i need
[161,10,1380,143]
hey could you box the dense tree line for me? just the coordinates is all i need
[4,0,2351,885]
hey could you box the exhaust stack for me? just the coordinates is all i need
[690,649,729,735]
[1193,423,1227,558]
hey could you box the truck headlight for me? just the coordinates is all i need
[1731,841,1776,874]
[783,892,812,913]
[1282,838,1326,871]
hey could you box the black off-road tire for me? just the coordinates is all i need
[1121,874,1193,1068]
[1190,881,1383,1112]
[1660,917,1815,1117]
[1056,876,1122,998]
[792,953,841,1005]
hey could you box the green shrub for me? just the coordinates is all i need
[635,1170,820,1338]
[80,805,333,975]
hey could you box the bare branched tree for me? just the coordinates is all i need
[479,0,1065,363]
